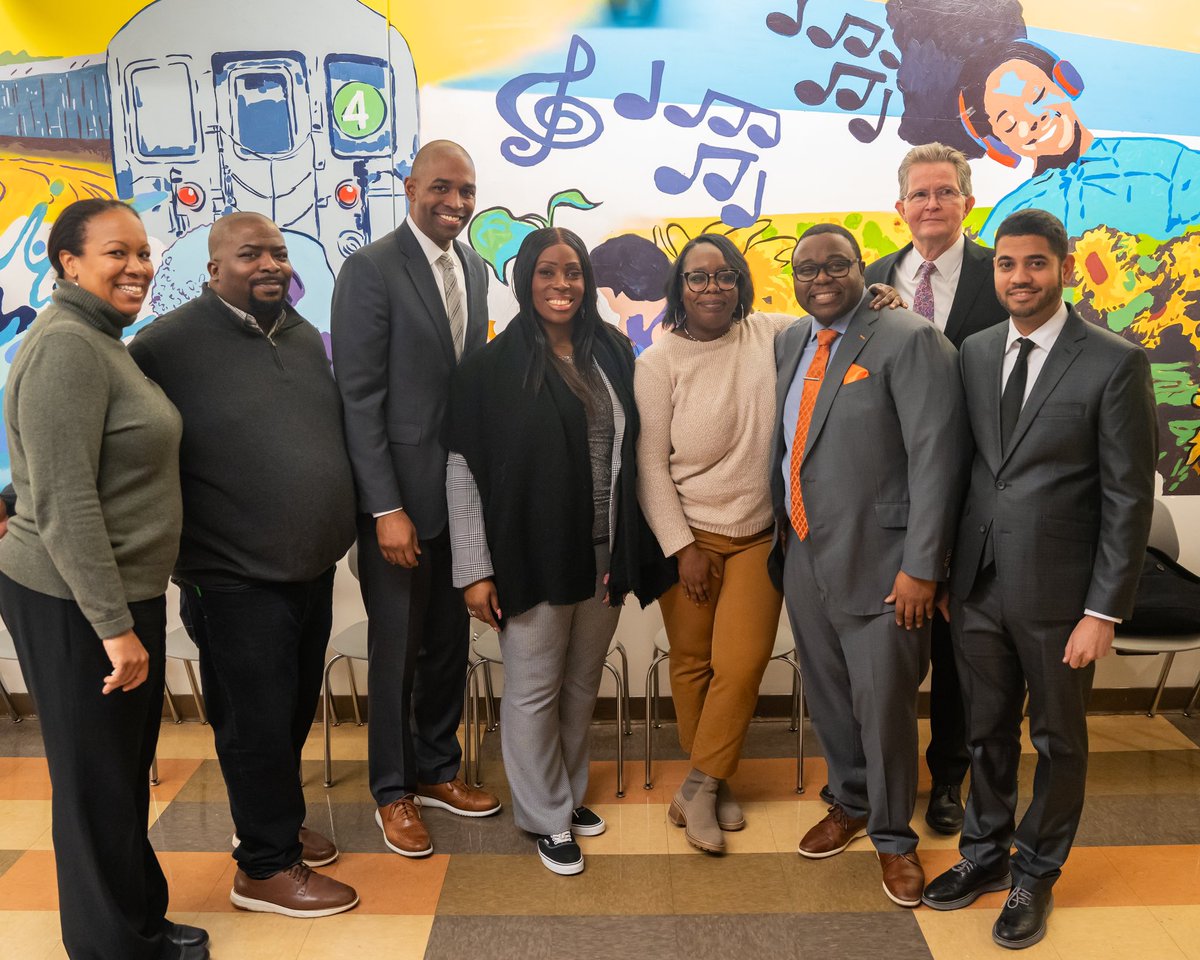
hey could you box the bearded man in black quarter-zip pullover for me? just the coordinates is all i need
[129,212,360,920]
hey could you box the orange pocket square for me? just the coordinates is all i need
[842,363,870,385]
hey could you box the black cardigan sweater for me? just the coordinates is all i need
[445,320,674,619]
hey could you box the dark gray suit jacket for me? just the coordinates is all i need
[864,237,1006,348]
[952,306,1157,620]
[768,300,971,615]
[331,221,489,539]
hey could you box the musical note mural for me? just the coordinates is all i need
[0,0,1198,492]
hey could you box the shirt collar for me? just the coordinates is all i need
[406,215,458,269]
[213,287,285,338]
[1005,300,1069,353]
[809,291,866,341]
[901,233,966,283]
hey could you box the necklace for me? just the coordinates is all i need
[680,322,732,343]
[554,352,573,362]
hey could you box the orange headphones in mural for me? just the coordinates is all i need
[958,39,1084,167]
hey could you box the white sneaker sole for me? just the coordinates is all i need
[571,820,606,837]
[229,889,358,918]
[232,834,339,868]
[538,850,585,875]
[374,809,433,857]
[415,794,502,818]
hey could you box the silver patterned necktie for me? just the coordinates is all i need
[436,252,465,359]
[913,260,936,323]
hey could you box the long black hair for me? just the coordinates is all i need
[47,198,139,279]
[511,226,617,400]
[661,233,754,330]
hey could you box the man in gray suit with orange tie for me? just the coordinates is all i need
[922,209,1156,950]
[331,141,500,860]
[769,223,970,908]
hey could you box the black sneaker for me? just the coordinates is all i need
[922,857,1012,910]
[993,886,1053,950]
[570,806,606,837]
[537,831,584,875]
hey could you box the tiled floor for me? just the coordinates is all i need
[1,711,1199,959]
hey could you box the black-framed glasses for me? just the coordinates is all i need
[683,268,740,292]
[793,258,854,282]
[901,187,964,205]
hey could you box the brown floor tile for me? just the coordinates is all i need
[149,758,205,804]
[781,849,910,914]
[0,757,51,800]
[669,852,794,914]
[320,853,448,915]
[1102,845,1200,906]
[0,847,24,879]
[0,850,58,909]
[158,852,238,913]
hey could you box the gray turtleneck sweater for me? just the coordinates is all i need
[0,283,183,639]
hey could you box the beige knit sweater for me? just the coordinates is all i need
[634,312,795,557]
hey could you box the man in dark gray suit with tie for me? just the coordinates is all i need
[769,223,969,908]
[331,140,500,859]
[922,210,1156,950]
[864,143,1007,834]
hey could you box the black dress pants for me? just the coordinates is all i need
[356,517,467,806]
[926,611,970,786]
[179,568,334,879]
[0,572,168,960]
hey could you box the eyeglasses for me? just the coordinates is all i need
[793,258,854,282]
[901,187,965,206]
[683,269,740,292]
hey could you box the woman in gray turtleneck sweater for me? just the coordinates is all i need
[0,199,205,960]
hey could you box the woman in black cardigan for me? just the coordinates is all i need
[445,227,672,876]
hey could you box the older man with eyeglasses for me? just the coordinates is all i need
[862,143,1008,836]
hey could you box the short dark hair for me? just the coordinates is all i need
[794,223,862,261]
[662,233,754,330]
[590,234,671,301]
[993,208,1069,261]
[47,198,139,279]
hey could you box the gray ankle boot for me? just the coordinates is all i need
[716,779,746,831]
[668,770,725,853]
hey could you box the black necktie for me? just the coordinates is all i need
[1000,337,1036,452]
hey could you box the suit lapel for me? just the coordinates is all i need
[397,224,456,364]
[455,239,488,353]
[776,317,812,418]
[977,324,1008,470]
[803,303,874,460]
[999,308,1087,469]
[944,239,988,345]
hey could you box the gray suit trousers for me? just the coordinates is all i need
[498,544,620,835]
[783,531,929,853]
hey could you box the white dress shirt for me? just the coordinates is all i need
[892,234,966,333]
[999,300,1118,623]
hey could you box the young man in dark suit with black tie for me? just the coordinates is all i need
[922,209,1156,949]
[863,143,1008,834]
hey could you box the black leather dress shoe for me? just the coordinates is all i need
[922,857,1012,910]
[925,783,964,834]
[818,783,835,806]
[993,886,1053,949]
[164,922,209,948]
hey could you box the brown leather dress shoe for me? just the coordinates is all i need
[376,797,434,857]
[299,826,338,867]
[798,804,868,859]
[416,778,501,817]
[880,850,925,908]
[230,863,358,918]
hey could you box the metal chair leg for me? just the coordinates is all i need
[1185,671,1200,718]
[163,679,182,724]
[788,663,800,733]
[601,660,625,797]
[1148,652,1176,717]
[150,755,159,786]
[463,659,490,789]
[775,654,806,794]
[0,675,19,723]
[644,650,668,790]
[482,660,498,732]
[345,660,364,726]
[323,654,346,788]
[612,641,632,736]
[182,661,207,724]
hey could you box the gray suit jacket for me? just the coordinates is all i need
[331,222,489,539]
[863,236,1006,348]
[768,300,970,615]
[952,306,1157,620]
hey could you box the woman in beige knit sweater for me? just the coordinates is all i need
[634,233,794,853]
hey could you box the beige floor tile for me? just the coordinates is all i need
[300,719,369,762]
[296,914,433,959]
[0,800,53,848]
[153,722,219,760]
[192,911,314,960]
[1046,905,1187,959]
[0,910,65,960]
[916,907,1062,959]
[1085,715,1198,752]
[580,802,671,855]
[1149,905,1200,960]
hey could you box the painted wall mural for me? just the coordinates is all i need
[0,0,1197,491]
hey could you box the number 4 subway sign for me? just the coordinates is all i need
[328,56,394,156]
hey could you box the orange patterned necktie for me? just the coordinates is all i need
[789,327,840,540]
